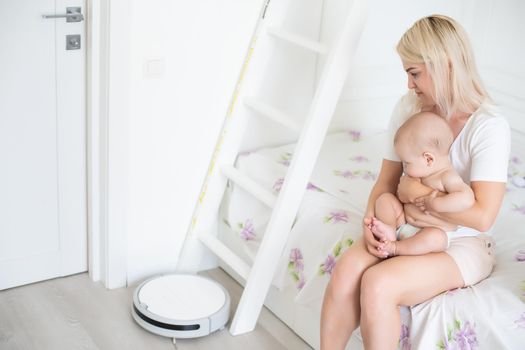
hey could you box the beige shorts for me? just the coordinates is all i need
[397,225,496,286]
[445,234,496,287]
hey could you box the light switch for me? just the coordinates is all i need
[144,59,165,79]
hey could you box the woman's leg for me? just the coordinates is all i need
[359,252,463,350]
[320,238,381,350]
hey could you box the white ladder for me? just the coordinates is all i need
[177,0,368,336]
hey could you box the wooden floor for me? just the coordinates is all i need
[0,268,311,350]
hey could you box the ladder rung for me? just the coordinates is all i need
[221,165,277,208]
[267,27,329,54]
[197,231,251,280]
[244,97,301,133]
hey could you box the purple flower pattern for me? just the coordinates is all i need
[324,211,349,224]
[437,319,478,350]
[333,169,376,181]
[361,171,376,180]
[273,178,284,193]
[238,219,256,240]
[320,255,336,275]
[318,239,354,276]
[507,155,525,189]
[516,250,525,262]
[515,312,525,329]
[296,274,305,290]
[512,204,525,215]
[307,182,323,192]
[350,155,369,163]
[454,322,478,349]
[334,170,358,179]
[273,178,324,193]
[278,152,292,167]
[348,130,362,142]
[289,248,304,270]
[510,175,525,188]
[399,324,411,350]
[288,248,305,290]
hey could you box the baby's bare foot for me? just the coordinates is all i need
[370,217,397,242]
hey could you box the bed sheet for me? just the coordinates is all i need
[218,130,525,349]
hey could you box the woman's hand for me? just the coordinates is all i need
[361,159,403,258]
[363,217,389,259]
[404,204,457,231]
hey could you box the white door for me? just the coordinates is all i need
[0,0,87,290]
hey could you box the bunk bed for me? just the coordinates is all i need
[172,1,525,347]
[218,126,525,349]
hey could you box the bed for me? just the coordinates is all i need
[217,126,525,349]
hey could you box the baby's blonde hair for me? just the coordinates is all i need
[396,15,490,120]
[394,111,453,155]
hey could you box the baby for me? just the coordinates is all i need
[369,111,475,257]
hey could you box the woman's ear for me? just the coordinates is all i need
[423,152,434,166]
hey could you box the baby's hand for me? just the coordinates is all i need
[414,190,438,213]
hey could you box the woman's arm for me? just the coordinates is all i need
[403,203,457,230]
[362,159,403,257]
[404,181,506,232]
[418,170,475,213]
[429,181,506,232]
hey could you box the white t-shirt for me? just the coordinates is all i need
[384,92,511,185]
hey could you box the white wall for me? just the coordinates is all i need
[475,0,525,134]
[325,0,479,131]
[324,0,525,133]
[123,0,265,285]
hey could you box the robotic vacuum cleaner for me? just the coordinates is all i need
[131,274,230,340]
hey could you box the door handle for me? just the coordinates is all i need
[42,7,84,22]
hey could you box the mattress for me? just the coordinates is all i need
[218,129,525,349]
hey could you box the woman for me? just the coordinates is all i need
[320,15,510,349]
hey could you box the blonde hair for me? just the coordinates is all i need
[396,15,490,120]
[394,111,453,155]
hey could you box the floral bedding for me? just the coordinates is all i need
[219,130,525,349]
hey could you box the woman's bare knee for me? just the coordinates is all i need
[328,240,378,300]
[360,264,398,307]
[329,258,362,300]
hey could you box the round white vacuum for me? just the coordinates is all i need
[131,274,230,339]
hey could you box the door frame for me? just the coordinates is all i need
[87,0,129,289]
